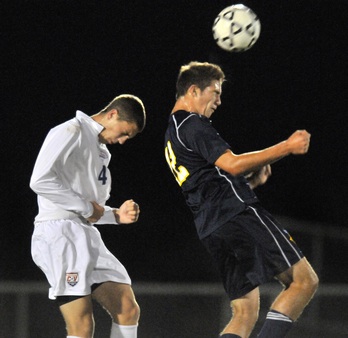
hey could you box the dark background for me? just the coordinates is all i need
[1,0,347,283]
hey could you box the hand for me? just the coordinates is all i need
[87,201,105,223]
[246,165,272,189]
[256,164,272,186]
[114,199,140,224]
[286,130,311,155]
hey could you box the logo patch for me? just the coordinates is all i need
[66,272,79,287]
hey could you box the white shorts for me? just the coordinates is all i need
[31,218,131,300]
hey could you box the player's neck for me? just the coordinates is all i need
[171,96,194,114]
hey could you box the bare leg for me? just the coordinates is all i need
[272,257,318,320]
[59,296,94,338]
[92,282,140,325]
[220,287,260,338]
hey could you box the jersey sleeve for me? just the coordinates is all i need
[30,121,93,218]
[93,206,118,225]
[180,115,230,164]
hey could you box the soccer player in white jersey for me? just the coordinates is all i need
[30,94,146,338]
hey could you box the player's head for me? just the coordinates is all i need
[176,61,225,98]
[99,94,146,133]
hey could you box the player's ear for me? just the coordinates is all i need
[188,85,198,97]
[108,109,119,120]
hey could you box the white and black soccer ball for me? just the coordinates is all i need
[212,4,261,52]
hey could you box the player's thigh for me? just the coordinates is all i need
[92,282,138,316]
[59,295,93,326]
[276,257,318,287]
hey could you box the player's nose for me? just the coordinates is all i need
[118,136,129,145]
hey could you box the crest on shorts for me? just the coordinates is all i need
[66,272,79,287]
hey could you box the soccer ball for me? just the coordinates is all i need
[212,4,261,52]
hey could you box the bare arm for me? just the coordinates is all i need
[215,130,311,176]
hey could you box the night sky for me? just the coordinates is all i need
[1,0,347,283]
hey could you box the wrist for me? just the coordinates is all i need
[281,140,292,156]
[113,208,120,224]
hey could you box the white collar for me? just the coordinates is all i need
[76,110,104,135]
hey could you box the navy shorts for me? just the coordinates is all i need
[201,204,304,300]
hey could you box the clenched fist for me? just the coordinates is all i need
[114,199,140,224]
[286,130,311,155]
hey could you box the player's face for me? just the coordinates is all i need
[195,80,222,118]
[99,114,139,145]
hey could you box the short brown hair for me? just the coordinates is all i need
[100,94,146,132]
[176,61,225,98]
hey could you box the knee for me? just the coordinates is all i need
[232,299,259,327]
[114,296,140,324]
[305,271,319,295]
[292,268,319,297]
[65,314,94,337]
[126,297,141,323]
[234,306,259,326]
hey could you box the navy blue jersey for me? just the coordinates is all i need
[164,110,259,239]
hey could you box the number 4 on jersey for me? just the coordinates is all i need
[165,141,189,186]
[98,165,107,185]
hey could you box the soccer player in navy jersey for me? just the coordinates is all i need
[164,61,318,338]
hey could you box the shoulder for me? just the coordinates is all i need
[171,111,207,129]
[45,117,82,147]
[50,117,81,135]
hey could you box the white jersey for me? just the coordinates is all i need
[30,111,117,225]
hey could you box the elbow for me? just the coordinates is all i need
[29,176,41,194]
[216,162,246,177]
[29,179,37,193]
[224,160,247,176]
[215,151,248,176]
[218,166,246,177]
[228,166,246,176]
